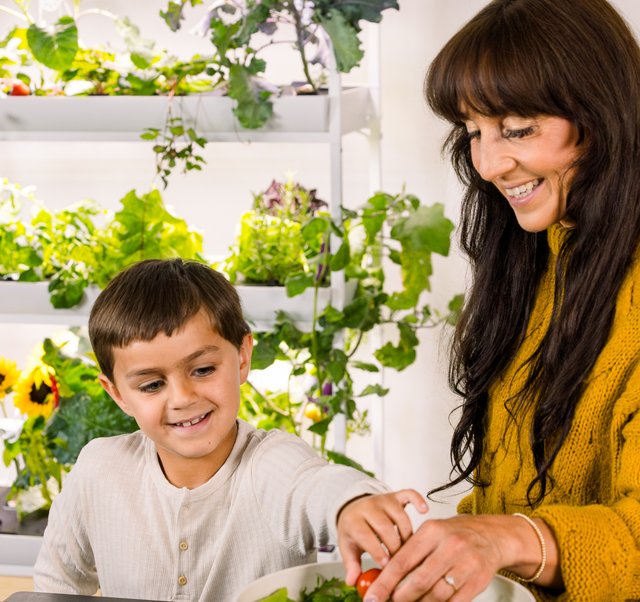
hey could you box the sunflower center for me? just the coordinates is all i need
[0,374,4,386]
[30,382,52,405]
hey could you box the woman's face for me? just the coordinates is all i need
[463,109,583,232]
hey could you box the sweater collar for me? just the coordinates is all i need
[547,222,571,256]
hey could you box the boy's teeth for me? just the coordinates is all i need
[175,413,207,427]
[506,179,540,199]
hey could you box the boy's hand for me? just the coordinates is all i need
[337,489,429,587]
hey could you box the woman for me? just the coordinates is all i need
[339,0,640,600]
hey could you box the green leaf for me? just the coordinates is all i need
[251,340,278,371]
[301,217,329,241]
[374,322,419,372]
[327,349,348,384]
[359,384,389,397]
[318,9,364,73]
[342,297,369,328]
[315,0,399,29]
[228,63,274,129]
[47,265,88,309]
[388,248,402,265]
[350,361,379,373]
[390,203,454,257]
[160,2,184,31]
[256,588,292,602]
[27,17,78,72]
[447,293,464,326]
[308,417,332,436]
[330,240,350,272]
[130,47,154,69]
[285,273,314,297]
[323,305,344,322]
[325,450,374,477]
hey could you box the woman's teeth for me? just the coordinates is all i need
[175,413,208,427]
[506,179,541,199]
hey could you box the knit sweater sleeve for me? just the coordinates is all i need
[532,367,640,602]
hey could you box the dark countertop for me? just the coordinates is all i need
[6,594,161,602]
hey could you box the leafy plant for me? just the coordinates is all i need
[0,179,205,307]
[163,0,400,129]
[2,414,68,520]
[2,332,139,521]
[222,178,460,469]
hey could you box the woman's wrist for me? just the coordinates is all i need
[495,515,563,589]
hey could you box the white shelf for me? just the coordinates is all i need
[0,280,357,331]
[0,533,42,577]
[0,87,374,143]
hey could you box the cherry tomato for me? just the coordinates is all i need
[357,568,381,599]
[10,81,30,96]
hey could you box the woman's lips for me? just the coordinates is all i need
[505,179,544,207]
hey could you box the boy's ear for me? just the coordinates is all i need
[239,334,254,384]
[98,373,134,417]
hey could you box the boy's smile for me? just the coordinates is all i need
[99,310,253,489]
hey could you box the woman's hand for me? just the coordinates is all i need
[337,489,429,587]
[360,514,562,602]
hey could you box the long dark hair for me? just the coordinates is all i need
[426,0,640,504]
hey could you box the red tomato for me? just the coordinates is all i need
[357,568,381,599]
[10,81,30,96]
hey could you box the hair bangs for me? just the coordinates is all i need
[426,1,570,125]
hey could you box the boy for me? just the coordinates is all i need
[34,259,426,602]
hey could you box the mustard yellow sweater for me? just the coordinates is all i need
[457,224,640,601]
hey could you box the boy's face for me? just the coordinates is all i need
[99,310,252,486]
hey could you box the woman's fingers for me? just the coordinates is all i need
[362,531,435,602]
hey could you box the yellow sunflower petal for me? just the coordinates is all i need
[14,366,55,419]
[0,356,21,399]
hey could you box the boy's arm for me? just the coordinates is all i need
[34,454,99,594]
[251,432,397,555]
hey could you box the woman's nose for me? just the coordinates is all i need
[472,137,517,183]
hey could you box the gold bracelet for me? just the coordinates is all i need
[513,513,547,583]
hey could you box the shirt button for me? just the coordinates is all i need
[179,541,188,551]
[178,576,187,586]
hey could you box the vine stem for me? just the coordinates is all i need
[289,3,317,91]
[246,380,289,416]
[76,8,119,21]
[1,5,28,21]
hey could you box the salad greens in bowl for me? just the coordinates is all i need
[233,560,536,602]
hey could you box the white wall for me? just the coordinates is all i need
[3,0,640,520]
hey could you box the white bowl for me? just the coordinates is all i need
[234,560,535,602]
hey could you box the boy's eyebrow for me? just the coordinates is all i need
[179,345,221,366]
[124,345,221,379]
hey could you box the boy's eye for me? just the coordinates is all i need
[139,380,164,393]
[193,366,215,377]
[505,127,534,139]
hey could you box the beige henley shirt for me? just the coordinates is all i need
[33,419,390,602]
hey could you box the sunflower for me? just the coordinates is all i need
[14,344,59,418]
[14,366,59,418]
[0,356,20,400]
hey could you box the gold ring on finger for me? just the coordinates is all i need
[444,575,459,593]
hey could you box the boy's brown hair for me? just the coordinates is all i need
[89,258,251,383]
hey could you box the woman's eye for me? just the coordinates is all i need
[139,380,163,393]
[505,127,534,139]
[467,130,480,140]
[194,366,215,377]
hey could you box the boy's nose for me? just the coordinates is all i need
[169,380,198,408]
